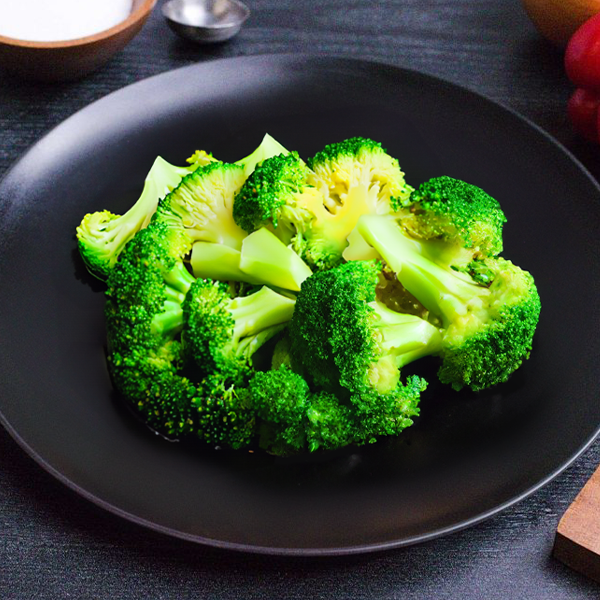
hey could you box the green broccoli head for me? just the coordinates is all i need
[158,161,248,251]
[182,279,296,387]
[399,176,507,262]
[193,376,256,450]
[233,151,316,237]
[355,215,541,391]
[307,137,413,214]
[105,220,197,437]
[290,137,413,270]
[289,260,441,397]
[247,365,310,455]
[437,257,541,391]
[77,156,190,280]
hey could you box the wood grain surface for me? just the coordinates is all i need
[1,1,600,598]
[554,465,600,582]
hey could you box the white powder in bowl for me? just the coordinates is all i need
[0,0,133,42]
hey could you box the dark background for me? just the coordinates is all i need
[1,0,599,597]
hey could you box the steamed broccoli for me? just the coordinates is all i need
[288,260,433,443]
[396,176,507,267]
[300,137,412,269]
[307,137,413,216]
[354,214,541,391]
[83,136,542,457]
[182,278,296,387]
[77,156,193,280]
[233,138,413,271]
[158,161,248,250]
[104,217,284,449]
[233,151,322,244]
[289,260,441,396]
[104,219,197,437]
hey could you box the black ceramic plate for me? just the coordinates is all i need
[1,55,599,556]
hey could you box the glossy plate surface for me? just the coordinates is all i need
[1,55,599,555]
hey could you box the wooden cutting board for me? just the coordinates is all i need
[553,465,600,582]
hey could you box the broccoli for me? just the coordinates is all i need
[233,151,322,245]
[246,365,310,455]
[288,260,433,444]
[76,136,287,280]
[233,138,413,271]
[190,227,313,292]
[104,219,198,437]
[355,214,541,391]
[77,156,192,280]
[158,161,248,251]
[104,218,263,449]
[84,136,542,457]
[307,137,413,217]
[301,137,411,269]
[305,391,357,451]
[395,176,507,267]
[181,278,296,387]
[289,260,442,396]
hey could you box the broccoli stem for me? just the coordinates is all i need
[150,262,195,337]
[229,286,296,345]
[358,215,488,327]
[162,261,195,295]
[190,242,263,284]
[239,227,313,292]
[370,300,443,369]
[151,300,185,337]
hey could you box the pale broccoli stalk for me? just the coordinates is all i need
[190,227,313,291]
[355,214,541,391]
[76,156,192,280]
[234,133,290,178]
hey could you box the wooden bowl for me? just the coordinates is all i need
[0,0,157,81]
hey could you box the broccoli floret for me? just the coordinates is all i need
[105,218,264,449]
[158,161,248,250]
[307,137,412,212]
[398,176,507,265]
[436,257,541,391]
[300,137,413,269]
[233,138,412,271]
[77,156,191,280]
[305,391,357,451]
[233,151,321,244]
[181,279,297,387]
[247,365,310,455]
[289,260,442,396]
[193,376,256,450]
[105,220,197,437]
[355,214,541,391]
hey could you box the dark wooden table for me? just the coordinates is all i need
[1,0,599,597]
